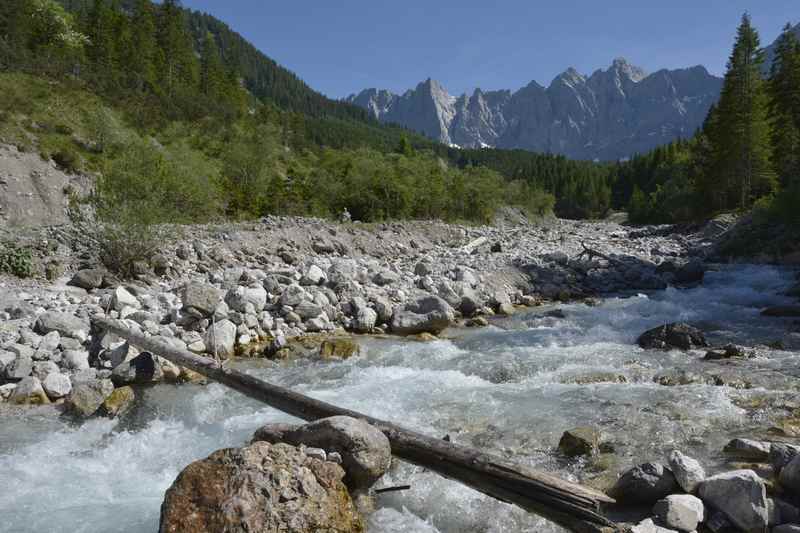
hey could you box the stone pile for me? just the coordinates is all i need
[605,440,800,532]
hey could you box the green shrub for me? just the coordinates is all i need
[52,146,80,172]
[0,243,35,278]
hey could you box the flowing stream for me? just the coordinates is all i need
[1,265,799,533]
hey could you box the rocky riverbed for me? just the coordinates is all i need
[1,213,719,409]
[2,215,800,532]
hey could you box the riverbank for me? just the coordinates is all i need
[0,213,722,406]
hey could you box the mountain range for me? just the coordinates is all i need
[347,59,723,160]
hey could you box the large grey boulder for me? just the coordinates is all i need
[653,494,705,532]
[67,378,115,417]
[608,462,679,505]
[63,349,90,371]
[203,319,237,358]
[667,450,705,493]
[637,322,707,350]
[391,295,455,335]
[255,415,391,491]
[225,285,267,313]
[698,469,768,532]
[159,442,363,533]
[35,312,88,339]
[181,282,222,317]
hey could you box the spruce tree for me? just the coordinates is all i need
[128,0,160,93]
[700,14,776,211]
[157,0,198,96]
[86,0,116,83]
[200,31,225,98]
[768,23,800,189]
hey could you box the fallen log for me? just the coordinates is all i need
[94,317,623,533]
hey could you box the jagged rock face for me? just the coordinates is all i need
[347,58,723,160]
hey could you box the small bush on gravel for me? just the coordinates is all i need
[0,243,35,278]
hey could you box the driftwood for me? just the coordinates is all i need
[577,242,620,265]
[94,317,623,533]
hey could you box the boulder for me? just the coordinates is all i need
[251,423,301,444]
[637,323,707,350]
[68,268,106,290]
[667,450,705,493]
[608,462,679,505]
[111,352,164,385]
[63,349,91,371]
[35,312,88,339]
[67,378,115,417]
[42,372,72,400]
[770,443,800,474]
[98,386,135,418]
[674,260,705,284]
[181,282,222,317]
[780,455,800,494]
[112,286,140,312]
[350,298,376,333]
[653,494,705,532]
[698,469,768,532]
[159,442,363,533]
[277,416,391,491]
[723,438,771,462]
[371,296,393,324]
[10,376,50,405]
[280,284,309,307]
[558,427,600,457]
[6,354,33,380]
[391,296,455,335]
[225,285,267,313]
[300,264,327,286]
[203,319,237,358]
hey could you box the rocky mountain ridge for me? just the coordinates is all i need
[347,58,723,160]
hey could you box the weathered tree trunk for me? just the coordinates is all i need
[94,317,624,533]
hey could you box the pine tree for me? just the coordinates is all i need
[702,14,776,211]
[127,0,160,93]
[86,0,116,82]
[768,23,800,189]
[157,0,198,96]
[200,31,225,98]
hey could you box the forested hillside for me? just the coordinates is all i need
[0,0,624,223]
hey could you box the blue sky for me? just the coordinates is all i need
[181,1,797,98]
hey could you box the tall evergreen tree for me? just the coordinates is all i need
[200,31,225,98]
[157,0,197,96]
[767,23,800,189]
[86,0,116,81]
[127,0,160,93]
[701,13,775,210]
